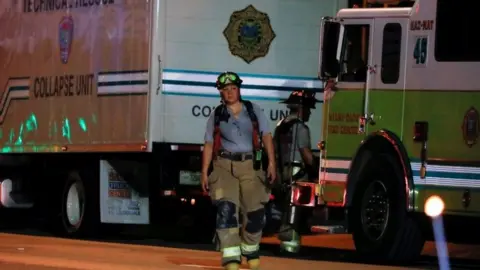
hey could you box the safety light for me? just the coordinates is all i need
[291,183,316,207]
[425,195,445,218]
[425,195,450,269]
[162,190,176,196]
[413,121,428,142]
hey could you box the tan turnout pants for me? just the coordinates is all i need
[208,156,270,266]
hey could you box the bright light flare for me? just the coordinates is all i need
[425,195,445,218]
[426,195,450,270]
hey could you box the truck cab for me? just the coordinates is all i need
[311,0,480,263]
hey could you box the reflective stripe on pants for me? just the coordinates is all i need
[222,246,241,265]
[241,243,259,254]
[280,240,301,253]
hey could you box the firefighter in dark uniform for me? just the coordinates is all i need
[201,72,277,270]
[272,89,320,254]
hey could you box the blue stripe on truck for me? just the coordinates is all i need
[162,79,322,92]
[161,91,295,101]
[98,70,148,75]
[5,69,323,101]
[97,69,321,81]
[97,80,149,87]
[163,68,320,81]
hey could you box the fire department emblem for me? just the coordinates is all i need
[223,5,276,64]
[59,16,74,64]
[461,107,480,148]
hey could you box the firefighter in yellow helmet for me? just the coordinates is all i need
[201,72,277,270]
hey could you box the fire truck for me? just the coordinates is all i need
[0,0,351,240]
[293,0,480,263]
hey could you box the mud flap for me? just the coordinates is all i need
[99,160,150,224]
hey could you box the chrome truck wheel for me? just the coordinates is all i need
[61,172,86,234]
[65,180,85,229]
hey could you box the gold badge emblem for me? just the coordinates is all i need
[462,107,480,148]
[223,5,276,64]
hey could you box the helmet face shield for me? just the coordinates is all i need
[216,72,243,89]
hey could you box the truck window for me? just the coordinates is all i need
[381,23,402,84]
[338,25,370,82]
[435,0,480,62]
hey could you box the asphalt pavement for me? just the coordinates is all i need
[0,208,479,270]
[0,232,421,270]
[0,227,478,269]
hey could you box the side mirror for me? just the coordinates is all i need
[319,20,341,79]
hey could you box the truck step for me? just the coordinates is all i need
[310,225,346,234]
[0,179,34,208]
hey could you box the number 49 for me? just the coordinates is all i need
[413,37,428,65]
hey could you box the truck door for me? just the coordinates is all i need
[319,18,375,205]
[365,18,407,135]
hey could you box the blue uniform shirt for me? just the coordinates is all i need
[204,102,270,153]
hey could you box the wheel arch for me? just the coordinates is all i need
[344,129,414,211]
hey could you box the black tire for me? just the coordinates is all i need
[50,170,99,238]
[349,152,425,264]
